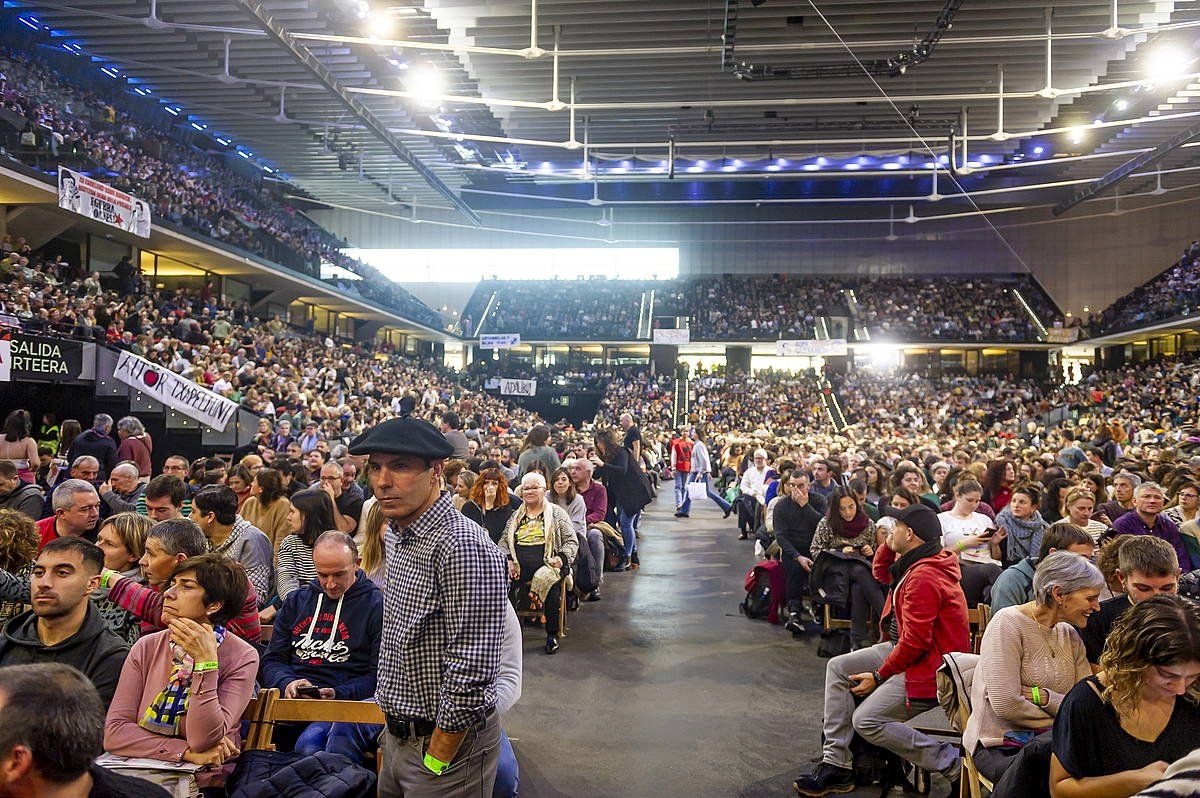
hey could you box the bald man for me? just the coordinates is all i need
[97,462,145,516]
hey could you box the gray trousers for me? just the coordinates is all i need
[378,711,501,798]
[821,642,959,777]
[585,528,604,587]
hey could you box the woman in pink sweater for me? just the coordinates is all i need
[104,553,259,788]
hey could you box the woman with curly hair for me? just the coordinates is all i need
[1048,594,1200,798]
[0,509,38,627]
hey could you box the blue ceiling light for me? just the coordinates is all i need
[720,164,737,172]
[163,105,181,116]
[132,87,152,96]
[537,161,553,172]
[816,156,829,166]
[17,15,41,31]
[978,154,992,163]
[776,158,789,166]
[215,135,233,146]
[882,162,902,170]
[1033,146,1045,155]
[685,165,704,173]
[802,163,820,171]
[765,164,782,171]
[732,159,745,167]
[844,163,861,170]
[695,160,708,168]
[189,121,207,131]
[237,148,253,159]
[966,160,983,168]
[100,65,122,79]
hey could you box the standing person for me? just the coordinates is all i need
[689,428,732,517]
[590,429,651,572]
[113,417,152,481]
[669,427,694,518]
[516,425,560,478]
[347,416,508,797]
[0,411,38,484]
[66,415,117,482]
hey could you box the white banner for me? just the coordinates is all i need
[776,338,848,357]
[499,378,537,397]
[480,333,521,349]
[652,328,690,344]
[112,350,239,431]
[1046,327,1080,344]
[0,340,10,383]
[58,167,151,238]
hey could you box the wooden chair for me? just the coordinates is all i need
[513,579,568,639]
[968,604,991,655]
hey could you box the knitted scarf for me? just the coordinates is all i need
[996,507,1048,562]
[139,626,226,737]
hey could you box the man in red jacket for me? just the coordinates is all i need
[794,503,970,797]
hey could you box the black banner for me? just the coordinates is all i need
[5,334,84,381]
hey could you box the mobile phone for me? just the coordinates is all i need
[980,527,997,539]
[296,685,322,699]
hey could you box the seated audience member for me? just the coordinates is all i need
[499,473,578,655]
[225,465,253,512]
[1049,595,1200,798]
[0,510,38,627]
[938,478,1004,606]
[565,458,608,600]
[260,532,382,754]
[462,467,516,544]
[101,520,262,644]
[735,449,771,539]
[93,512,152,645]
[964,552,1102,782]
[990,524,1096,612]
[548,466,594,600]
[97,463,144,515]
[793,504,969,796]
[239,468,291,552]
[1078,535,1180,670]
[0,663,170,797]
[1095,534,1133,596]
[104,554,259,790]
[0,538,128,707]
[1049,485,1111,545]
[36,479,101,550]
[1112,482,1195,572]
[810,488,881,650]
[141,475,190,522]
[774,471,823,632]
[191,486,273,607]
[0,460,44,521]
[1129,747,1200,798]
[1164,481,1199,529]
[995,485,1048,567]
[316,461,360,534]
[268,488,336,619]
[1096,472,1139,524]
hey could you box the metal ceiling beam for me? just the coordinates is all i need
[230,0,481,225]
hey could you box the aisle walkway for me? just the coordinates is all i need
[503,492,951,798]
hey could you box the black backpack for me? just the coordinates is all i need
[739,569,772,619]
[849,733,922,797]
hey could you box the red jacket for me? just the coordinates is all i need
[873,544,970,700]
[36,515,61,551]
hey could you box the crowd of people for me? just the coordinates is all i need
[464,273,1061,343]
[1091,240,1200,334]
[0,44,444,330]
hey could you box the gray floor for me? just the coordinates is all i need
[503,491,956,798]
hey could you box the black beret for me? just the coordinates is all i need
[348,417,454,459]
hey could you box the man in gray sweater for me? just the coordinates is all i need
[191,485,274,606]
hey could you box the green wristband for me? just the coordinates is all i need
[193,661,219,673]
[1031,685,1042,706]
[98,569,117,589]
[423,752,450,775]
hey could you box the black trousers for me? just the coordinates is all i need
[514,544,563,636]
[848,566,885,646]
[780,555,810,611]
[735,495,759,532]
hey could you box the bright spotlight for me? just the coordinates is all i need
[1069,127,1085,145]
[366,9,397,37]
[1144,46,1190,83]
[406,65,445,106]
[1115,99,1128,111]
[1033,146,1044,155]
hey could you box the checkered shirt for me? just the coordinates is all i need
[375,492,508,733]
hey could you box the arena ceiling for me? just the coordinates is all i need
[7,0,1200,227]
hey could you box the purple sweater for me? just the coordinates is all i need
[1112,511,1194,571]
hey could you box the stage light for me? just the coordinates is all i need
[1033,146,1044,155]
[406,65,445,106]
[366,9,396,37]
[1145,46,1190,83]
[1115,99,1128,111]
[1069,127,1085,144]
[882,162,902,170]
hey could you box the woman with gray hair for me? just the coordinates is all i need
[963,551,1104,783]
[499,472,578,655]
[114,416,153,480]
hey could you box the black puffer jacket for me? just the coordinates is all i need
[228,751,376,798]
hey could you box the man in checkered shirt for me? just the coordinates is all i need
[350,416,508,797]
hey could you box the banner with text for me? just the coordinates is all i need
[58,167,151,238]
[652,328,690,345]
[0,334,84,382]
[480,333,521,349]
[1046,327,1080,344]
[112,350,239,431]
[776,338,848,357]
[500,378,537,397]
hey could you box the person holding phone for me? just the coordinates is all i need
[810,489,882,651]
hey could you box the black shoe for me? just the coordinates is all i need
[586,590,601,602]
[784,617,805,635]
[674,510,685,517]
[738,532,749,540]
[723,506,733,518]
[545,635,559,655]
[793,763,855,796]
[567,592,580,612]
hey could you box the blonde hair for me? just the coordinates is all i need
[360,502,386,579]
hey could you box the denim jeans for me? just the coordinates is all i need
[617,507,639,561]
[674,471,692,513]
[694,474,731,513]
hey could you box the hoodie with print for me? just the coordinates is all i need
[260,569,383,700]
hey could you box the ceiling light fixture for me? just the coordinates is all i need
[1145,46,1191,83]
[406,65,445,107]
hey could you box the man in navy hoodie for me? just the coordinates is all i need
[260,530,383,752]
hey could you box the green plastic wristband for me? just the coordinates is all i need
[193,661,219,673]
[423,752,450,776]
[1031,685,1042,706]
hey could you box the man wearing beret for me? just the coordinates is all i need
[349,416,508,797]
[793,503,970,797]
